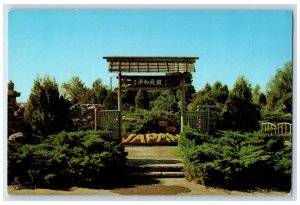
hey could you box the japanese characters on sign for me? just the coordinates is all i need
[121,75,180,89]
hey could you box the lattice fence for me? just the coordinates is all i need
[186,110,209,133]
[97,110,120,137]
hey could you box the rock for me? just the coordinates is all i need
[8,132,25,142]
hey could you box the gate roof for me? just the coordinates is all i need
[103,56,199,73]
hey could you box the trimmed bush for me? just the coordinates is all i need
[123,109,180,135]
[179,128,292,191]
[8,130,127,189]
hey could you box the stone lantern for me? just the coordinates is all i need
[8,81,21,129]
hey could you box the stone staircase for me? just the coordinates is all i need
[126,159,185,178]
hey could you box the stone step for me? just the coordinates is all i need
[126,159,185,178]
[127,163,184,172]
[127,171,185,178]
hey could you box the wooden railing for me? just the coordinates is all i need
[261,122,292,135]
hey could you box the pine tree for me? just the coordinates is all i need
[221,76,261,132]
[266,61,292,113]
[24,76,70,135]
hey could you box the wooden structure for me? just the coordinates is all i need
[103,56,199,139]
[261,122,292,135]
[186,105,218,134]
[104,56,197,73]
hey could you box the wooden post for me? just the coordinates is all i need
[207,107,210,134]
[118,72,122,140]
[94,107,97,130]
[180,75,186,133]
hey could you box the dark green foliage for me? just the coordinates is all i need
[211,81,229,105]
[185,84,196,104]
[150,90,179,112]
[221,76,261,132]
[123,109,180,135]
[122,89,138,111]
[252,85,267,107]
[104,89,118,110]
[179,129,292,191]
[258,93,267,107]
[266,61,292,113]
[135,90,150,110]
[8,130,127,189]
[61,76,93,105]
[90,78,108,104]
[24,76,71,135]
[261,111,292,123]
[190,81,228,111]
[61,76,118,110]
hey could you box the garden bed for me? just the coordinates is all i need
[122,133,179,145]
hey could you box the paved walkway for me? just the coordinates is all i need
[126,145,181,160]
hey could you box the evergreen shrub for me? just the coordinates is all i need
[8,130,127,189]
[179,128,292,190]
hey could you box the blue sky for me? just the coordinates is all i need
[8,10,292,102]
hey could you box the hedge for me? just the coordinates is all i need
[8,130,127,189]
[179,128,292,191]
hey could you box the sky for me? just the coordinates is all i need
[8,9,293,102]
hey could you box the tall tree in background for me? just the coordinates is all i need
[104,89,118,110]
[211,81,229,105]
[61,76,92,105]
[252,84,261,105]
[221,76,261,132]
[252,84,267,108]
[266,61,292,113]
[91,78,108,104]
[190,82,229,110]
[150,90,179,112]
[24,76,70,135]
[190,86,215,110]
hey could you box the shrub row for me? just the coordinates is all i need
[179,128,292,191]
[8,130,127,189]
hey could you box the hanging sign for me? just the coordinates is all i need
[121,75,181,89]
